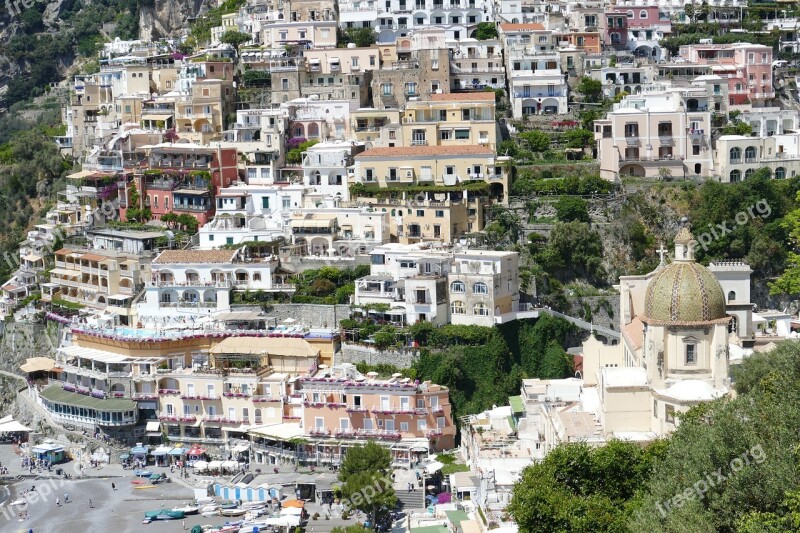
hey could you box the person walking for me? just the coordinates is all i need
[111,482,116,491]
[182,519,186,530]
[64,493,69,503]
[56,497,60,507]
[89,499,93,508]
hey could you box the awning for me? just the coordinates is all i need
[23,254,43,262]
[49,268,80,278]
[119,453,130,460]
[752,312,767,324]
[20,357,56,373]
[0,420,32,432]
[150,446,171,456]
[309,58,320,64]
[145,421,161,432]
[328,57,340,63]
[188,447,206,456]
[232,443,249,453]
[131,446,148,455]
[169,447,187,456]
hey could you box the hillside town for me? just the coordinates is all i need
[3,0,800,531]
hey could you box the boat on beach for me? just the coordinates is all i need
[144,509,185,520]
[171,504,199,514]
[220,508,247,517]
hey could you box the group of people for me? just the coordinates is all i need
[21,456,52,474]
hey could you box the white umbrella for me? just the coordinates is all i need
[193,460,209,470]
[283,318,296,323]
[281,507,303,516]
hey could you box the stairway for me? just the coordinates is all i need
[394,482,426,510]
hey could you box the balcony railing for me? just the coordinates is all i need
[132,392,159,400]
[252,395,280,403]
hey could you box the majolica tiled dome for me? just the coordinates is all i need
[643,261,727,325]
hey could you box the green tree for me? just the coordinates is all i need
[339,442,396,525]
[475,22,498,40]
[509,440,666,533]
[563,128,593,149]
[220,30,252,54]
[520,130,551,152]
[554,196,590,223]
[537,221,606,285]
[575,76,604,103]
[538,341,573,379]
[341,27,378,48]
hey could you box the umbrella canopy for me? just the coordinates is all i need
[281,507,303,516]
[119,453,130,460]
[283,317,296,323]
[207,460,223,470]
[192,460,208,470]
[187,447,206,456]
[168,447,187,456]
[281,500,305,509]
[221,460,239,469]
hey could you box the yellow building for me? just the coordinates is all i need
[401,92,499,150]
[44,248,151,322]
[175,79,235,144]
[352,145,510,203]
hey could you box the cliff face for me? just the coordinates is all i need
[139,0,209,40]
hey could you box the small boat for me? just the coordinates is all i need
[144,509,185,520]
[220,508,247,517]
[10,499,27,506]
[133,469,153,477]
[220,502,239,510]
[171,504,199,514]
[199,504,219,514]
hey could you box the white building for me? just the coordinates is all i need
[302,141,365,201]
[447,250,519,326]
[138,248,286,320]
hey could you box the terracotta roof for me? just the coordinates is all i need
[429,92,495,102]
[153,249,238,265]
[356,145,495,158]
[622,316,644,351]
[499,23,545,31]
[79,253,106,262]
[55,249,73,256]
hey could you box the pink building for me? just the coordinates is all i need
[604,10,628,47]
[678,43,774,103]
[298,369,456,463]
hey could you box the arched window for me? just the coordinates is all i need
[730,169,741,182]
[450,281,465,293]
[776,167,786,179]
[472,282,488,294]
[728,291,736,302]
[610,32,621,44]
[729,147,741,163]
[626,10,634,18]
[640,10,647,18]
[253,273,261,282]
[744,168,755,179]
[473,302,489,316]
[451,301,466,314]
[745,146,757,161]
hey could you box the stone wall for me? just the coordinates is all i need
[564,295,620,333]
[338,343,419,368]
[253,303,353,328]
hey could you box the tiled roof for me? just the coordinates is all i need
[153,249,238,265]
[355,146,494,158]
[428,92,495,102]
[499,23,545,31]
[622,317,644,351]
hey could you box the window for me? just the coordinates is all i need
[685,344,696,365]
[451,281,465,293]
[262,197,270,209]
[624,123,638,137]
[728,291,736,302]
[640,9,647,18]
[154,196,158,209]
[437,417,445,428]
[385,420,395,431]
[776,167,786,179]
[417,419,427,430]
[405,82,417,96]
[400,422,409,432]
[281,78,289,90]
[445,166,455,175]
[473,282,488,294]
[745,146,757,162]
[226,237,234,245]
[352,57,358,67]
[455,129,470,140]
[370,55,376,66]
[416,209,424,217]
[435,210,444,218]
[693,145,701,156]
[730,169,741,182]
[626,10,634,18]
[665,405,675,423]
[451,301,466,314]
[440,130,452,140]
[474,302,489,316]
[382,83,392,96]
[340,419,349,430]
[729,147,742,163]
[282,197,291,208]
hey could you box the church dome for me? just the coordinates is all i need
[643,261,727,325]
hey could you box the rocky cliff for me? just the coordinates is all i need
[139,0,209,40]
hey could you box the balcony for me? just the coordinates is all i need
[147,280,231,288]
[310,428,331,436]
[425,428,444,438]
[132,392,159,400]
[173,204,212,212]
[625,136,640,145]
[252,395,280,403]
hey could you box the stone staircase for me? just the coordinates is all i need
[394,481,426,510]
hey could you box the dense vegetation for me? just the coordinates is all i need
[509,341,800,532]
[1,0,143,107]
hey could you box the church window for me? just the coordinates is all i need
[685,344,696,365]
[728,291,736,302]
[653,399,657,417]
[665,404,675,423]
